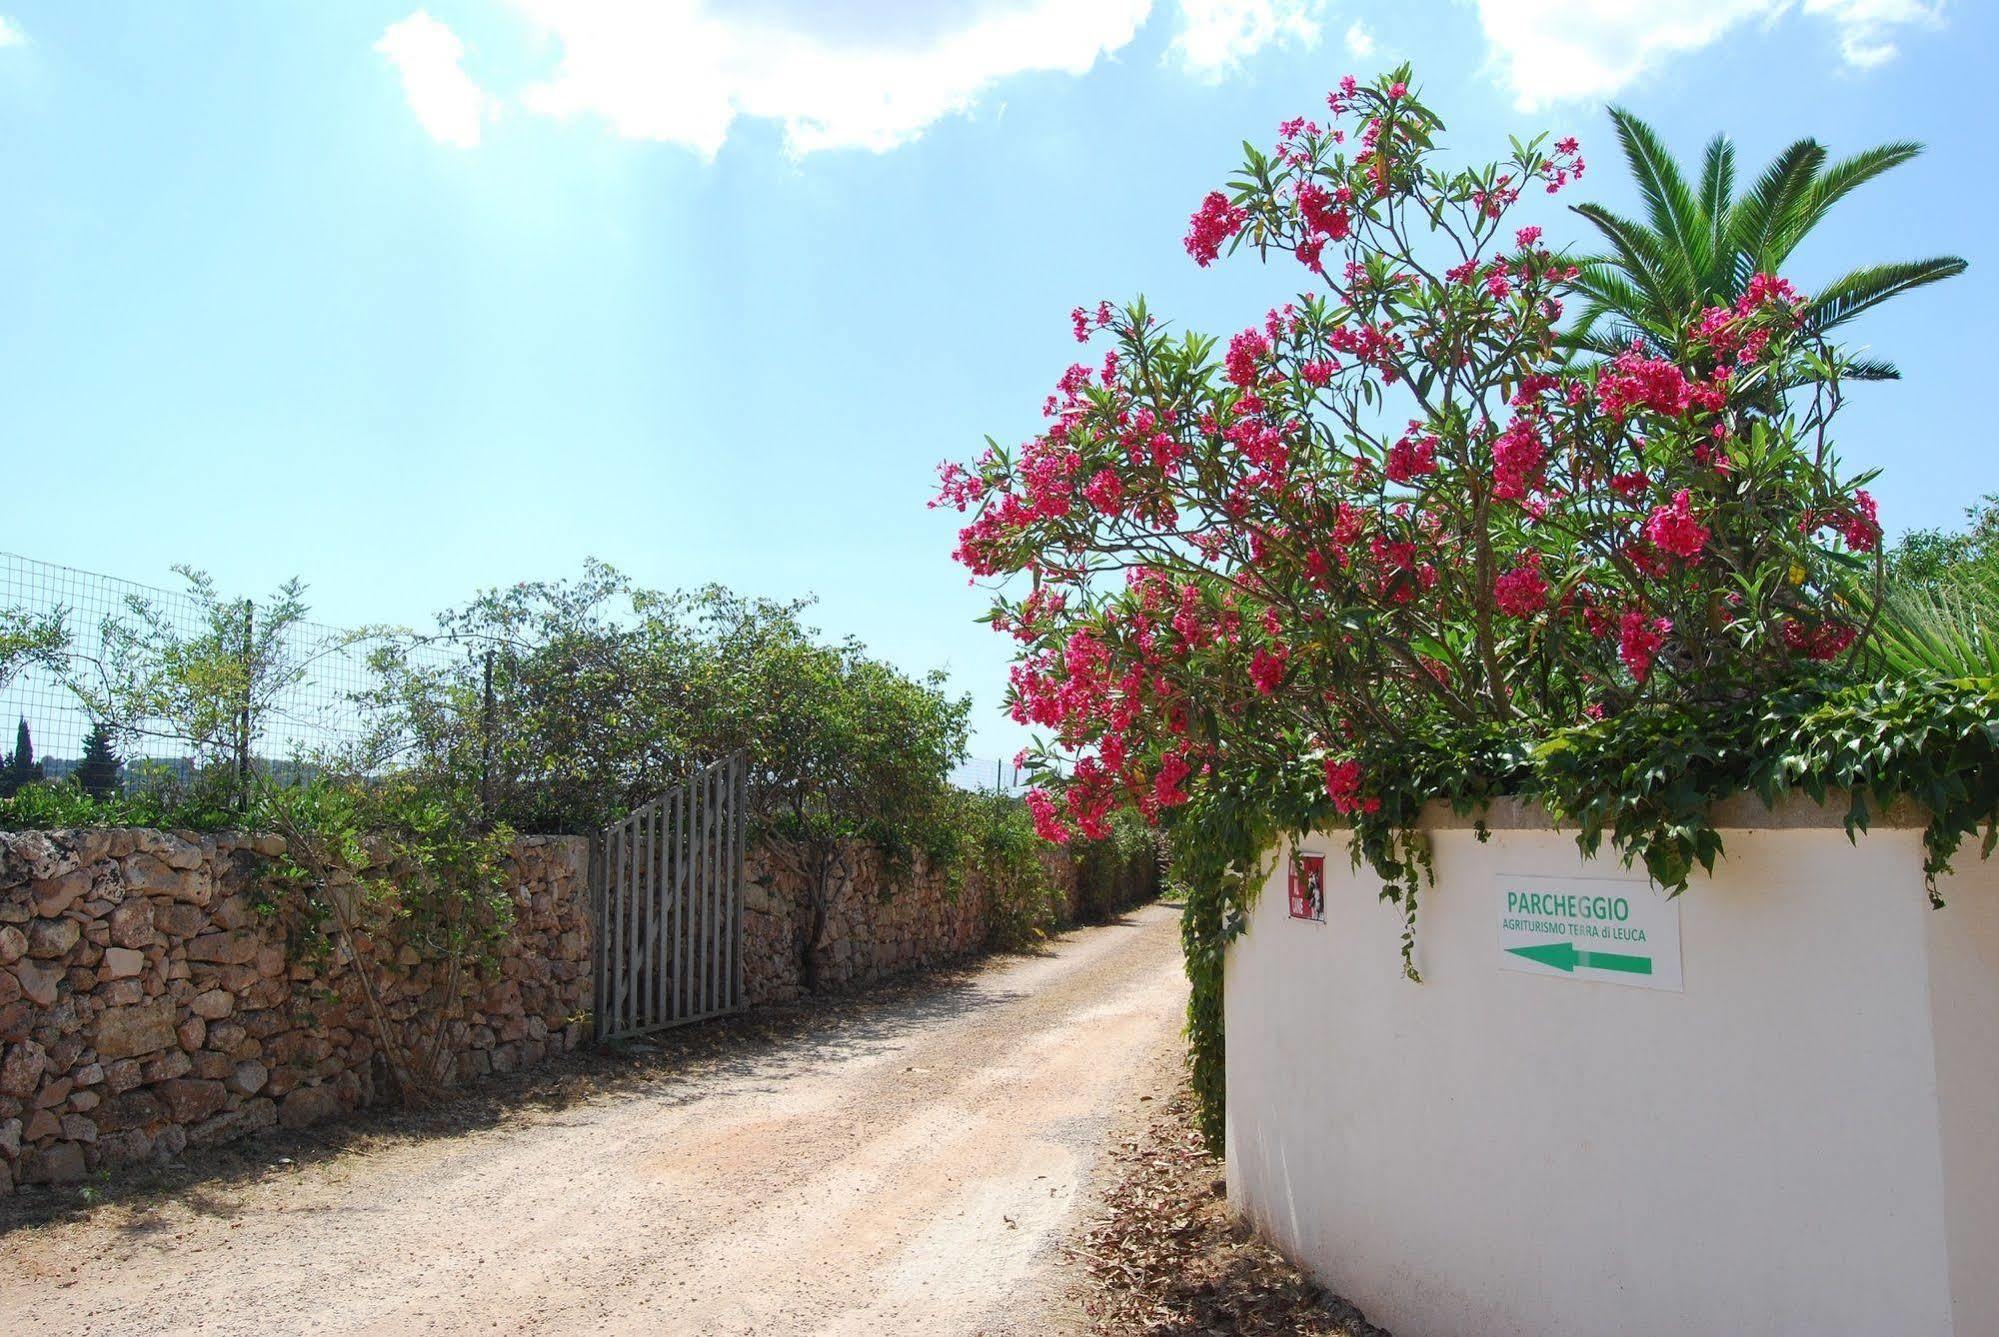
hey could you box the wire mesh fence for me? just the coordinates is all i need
[949,756,1035,795]
[3,549,1047,802]
[0,551,463,778]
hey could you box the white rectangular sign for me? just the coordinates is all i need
[1496,873,1683,992]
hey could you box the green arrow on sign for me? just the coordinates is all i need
[1507,940,1653,975]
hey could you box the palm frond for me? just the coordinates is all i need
[1837,353,1902,381]
[1806,256,1969,334]
[1697,133,1736,294]
[1606,107,1707,300]
[1869,566,1999,681]
[1568,265,1675,353]
[1725,138,1826,274]
[1800,141,1923,225]
[1569,203,1680,319]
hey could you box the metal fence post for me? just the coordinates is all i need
[236,598,252,809]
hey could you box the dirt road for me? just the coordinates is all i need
[1,903,1188,1335]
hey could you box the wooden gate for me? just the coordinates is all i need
[591,753,747,1041]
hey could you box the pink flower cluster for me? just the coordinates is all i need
[1643,490,1710,560]
[1618,610,1671,683]
[1386,428,1437,484]
[1323,757,1380,816]
[1494,553,1549,618]
[1185,191,1247,267]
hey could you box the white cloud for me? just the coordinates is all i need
[1802,0,1944,67]
[1471,0,1944,109]
[1170,0,1325,79]
[1345,18,1376,59]
[511,0,1151,159]
[375,11,496,149]
[0,16,26,47]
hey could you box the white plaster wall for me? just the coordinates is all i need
[1225,819,1999,1337]
[1927,857,1999,1337]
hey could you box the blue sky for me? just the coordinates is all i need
[2,1,1990,761]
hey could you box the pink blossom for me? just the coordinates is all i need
[1493,554,1549,618]
[1386,430,1437,484]
[1323,757,1379,816]
[1782,619,1857,661]
[1619,610,1671,683]
[1643,490,1710,560]
[1249,646,1287,696]
[1026,788,1071,844]
[1491,416,1546,501]
[1225,328,1271,388]
[1083,468,1125,515]
[1185,191,1247,267]
[1153,750,1194,808]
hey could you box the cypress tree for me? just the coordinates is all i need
[76,721,121,800]
[0,717,42,798]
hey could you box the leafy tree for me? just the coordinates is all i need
[1571,108,1966,378]
[70,566,337,804]
[751,637,969,987]
[1886,494,1999,588]
[0,717,42,798]
[0,606,67,692]
[75,720,122,799]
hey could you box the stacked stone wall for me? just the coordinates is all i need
[742,838,1155,1005]
[0,829,589,1190]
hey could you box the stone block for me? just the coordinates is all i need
[92,1000,176,1061]
[18,1140,85,1184]
[278,1083,340,1130]
[187,930,260,966]
[108,899,155,949]
[155,1078,227,1124]
[12,959,60,1008]
[103,946,145,979]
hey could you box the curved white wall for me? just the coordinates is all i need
[1224,813,1999,1337]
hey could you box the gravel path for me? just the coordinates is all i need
[0,903,1187,1335]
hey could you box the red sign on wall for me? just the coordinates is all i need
[1289,851,1325,922]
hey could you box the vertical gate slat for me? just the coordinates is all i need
[614,814,627,1037]
[651,799,664,1031]
[653,796,666,1029]
[696,760,710,1019]
[684,773,699,1022]
[722,758,734,1012]
[633,806,645,1036]
[673,782,686,1025]
[624,811,639,1036]
[705,760,718,1017]
[732,754,745,1009]
[716,761,727,1014]
[642,801,657,1033]
[709,759,722,1016]
[609,817,623,1036]
[591,830,605,1038]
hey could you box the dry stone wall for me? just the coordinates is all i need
[0,829,590,1191]
[741,840,1149,1005]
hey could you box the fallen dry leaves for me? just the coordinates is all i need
[1063,1081,1390,1336]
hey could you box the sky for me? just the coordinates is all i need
[2,0,1991,763]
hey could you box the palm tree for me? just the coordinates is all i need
[1569,108,1966,379]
